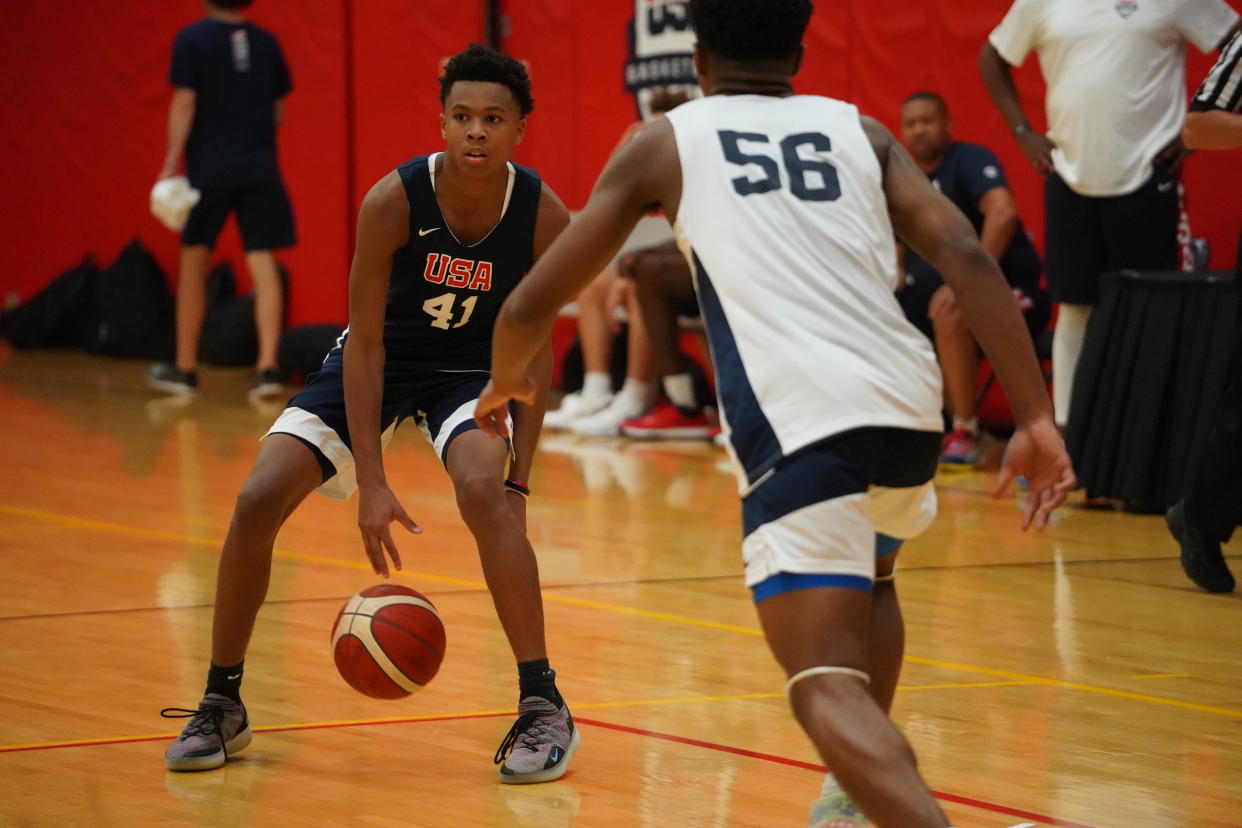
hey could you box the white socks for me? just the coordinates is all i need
[582,371,612,401]
[663,372,696,410]
[952,416,978,435]
[616,377,650,410]
[1052,304,1092,428]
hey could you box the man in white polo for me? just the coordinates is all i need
[979,0,1239,430]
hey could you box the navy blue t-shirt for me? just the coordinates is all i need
[906,142,1041,297]
[381,154,542,372]
[169,19,292,187]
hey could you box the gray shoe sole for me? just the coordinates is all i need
[498,726,581,785]
[620,426,712,440]
[248,382,285,400]
[146,376,197,395]
[166,726,252,772]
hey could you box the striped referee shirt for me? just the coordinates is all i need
[1192,28,1242,113]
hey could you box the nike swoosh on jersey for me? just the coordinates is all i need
[418,227,440,236]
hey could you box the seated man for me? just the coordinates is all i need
[544,89,691,437]
[542,227,659,436]
[617,238,717,440]
[897,91,1050,465]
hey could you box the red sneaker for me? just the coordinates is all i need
[938,426,980,466]
[620,402,713,440]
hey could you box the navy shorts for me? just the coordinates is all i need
[182,177,297,252]
[1044,168,1179,305]
[743,428,940,599]
[264,349,509,500]
[898,257,1050,343]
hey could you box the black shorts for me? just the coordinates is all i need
[1044,168,1179,305]
[182,177,297,252]
[898,258,1050,343]
[264,349,509,499]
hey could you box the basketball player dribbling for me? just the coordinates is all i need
[475,1,1075,825]
[161,44,580,785]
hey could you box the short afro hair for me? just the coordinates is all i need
[439,44,534,117]
[904,91,949,115]
[690,0,813,62]
[207,0,253,9]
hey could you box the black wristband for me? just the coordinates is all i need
[504,479,531,497]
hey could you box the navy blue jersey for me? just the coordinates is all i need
[170,19,292,187]
[382,154,541,371]
[908,142,1041,296]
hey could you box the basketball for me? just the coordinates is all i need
[331,584,446,699]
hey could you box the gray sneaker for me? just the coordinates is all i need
[161,694,252,772]
[147,363,198,395]
[807,790,868,827]
[494,697,580,784]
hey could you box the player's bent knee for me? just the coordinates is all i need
[233,478,294,529]
[453,476,507,524]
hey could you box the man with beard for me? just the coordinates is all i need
[897,91,1049,466]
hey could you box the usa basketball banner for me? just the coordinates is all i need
[624,0,699,119]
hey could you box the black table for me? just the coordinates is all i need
[1066,269,1238,509]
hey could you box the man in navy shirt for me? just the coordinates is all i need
[148,0,295,398]
[898,91,1049,465]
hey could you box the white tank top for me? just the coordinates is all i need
[666,94,943,492]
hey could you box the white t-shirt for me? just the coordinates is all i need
[666,95,943,493]
[990,0,1238,196]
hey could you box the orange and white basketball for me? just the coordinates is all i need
[331,584,446,699]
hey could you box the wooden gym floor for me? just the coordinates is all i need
[1,349,1240,827]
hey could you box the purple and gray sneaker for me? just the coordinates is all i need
[161,693,252,772]
[494,696,581,784]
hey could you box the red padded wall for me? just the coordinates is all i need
[0,0,354,327]
[350,0,484,207]
[505,0,1242,270]
[0,0,480,329]
[1,1,1238,333]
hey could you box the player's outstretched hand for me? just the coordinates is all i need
[357,483,421,578]
[992,416,1076,531]
[474,377,535,439]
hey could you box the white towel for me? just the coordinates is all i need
[149,176,202,232]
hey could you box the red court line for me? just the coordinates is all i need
[3,709,1093,827]
[575,717,1095,828]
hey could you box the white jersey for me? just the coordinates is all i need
[666,94,943,493]
[989,0,1238,196]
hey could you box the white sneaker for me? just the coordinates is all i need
[544,391,612,430]
[571,393,648,437]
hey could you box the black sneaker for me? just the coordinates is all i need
[249,368,287,400]
[147,363,198,395]
[1167,501,1235,593]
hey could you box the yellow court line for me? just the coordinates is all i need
[900,680,1035,691]
[5,505,1241,721]
[906,656,1242,720]
[0,683,1035,753]
[0,505,482,590]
